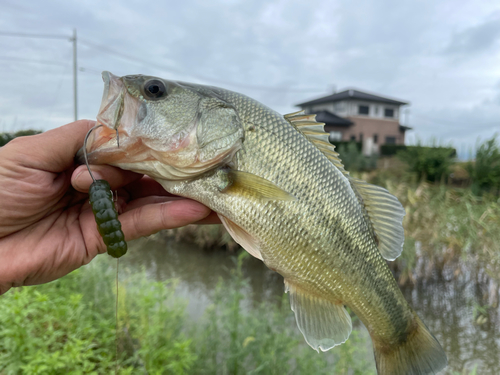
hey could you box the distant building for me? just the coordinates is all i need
[296,89,411,155]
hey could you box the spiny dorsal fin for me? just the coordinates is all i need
[284,111,350,177]
[284,110,406,261]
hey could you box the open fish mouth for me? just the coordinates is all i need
[76,72,149,166]
[77,71,244,181]
[97,71,125,130]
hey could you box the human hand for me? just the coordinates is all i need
[0,120,219,295]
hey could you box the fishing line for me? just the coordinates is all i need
[83,123,126,372]
[115,258,119,375]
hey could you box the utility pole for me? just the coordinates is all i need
[0,29,78,121]
[71,29,78,121]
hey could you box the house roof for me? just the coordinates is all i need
[314,110,353,127]
[399,125,412,132]
[296,89,409,107]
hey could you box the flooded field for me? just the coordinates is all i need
[121,235,500,374]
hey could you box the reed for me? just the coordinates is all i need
[161,181,500,286]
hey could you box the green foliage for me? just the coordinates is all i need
[118,276,196,374]
[466,135,500,195]
[396,145,455,182]
[451,364,478,375]
[332,141,362,152]
[0,130,42,147]
[0,254,376,374]
[0,269,117,374]
[379,144,408,156]
[0,261,195,374]
[337,142,377,173]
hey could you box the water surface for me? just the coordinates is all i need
[121,235,500,374]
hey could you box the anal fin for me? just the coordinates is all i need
[285,280,352,352]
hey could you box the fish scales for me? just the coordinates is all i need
[84,72,448,375]
[209,89,412,336]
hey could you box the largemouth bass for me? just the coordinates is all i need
[84,72,447,375]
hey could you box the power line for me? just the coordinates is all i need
[0,29,78,121]
[79,38,323,93]
[48,60,72,121]
[0,56,66,66]
[1,30,324,98]
[0,31,69,40]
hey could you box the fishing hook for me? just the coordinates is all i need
[83,124,103,183]
[83,124,121,182]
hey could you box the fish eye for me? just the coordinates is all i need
[144,79,166,99]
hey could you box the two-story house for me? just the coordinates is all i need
[296,89,411,155]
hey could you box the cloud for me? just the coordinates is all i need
[444,16,500,56]
[0,0,499,159]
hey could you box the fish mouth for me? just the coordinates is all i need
[76,71,148,166]
[98,71,125,130]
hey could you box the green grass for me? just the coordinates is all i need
[0,253,375,374]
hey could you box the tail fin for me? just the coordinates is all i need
[373,316,447,375]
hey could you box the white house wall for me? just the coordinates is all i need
[310,100,400,121]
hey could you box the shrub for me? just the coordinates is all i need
[396,145,455,182]
[380,144,407,156]
[466,135,500,195]
[337,142,377,172]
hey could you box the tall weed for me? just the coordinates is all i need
[466,135,500,195]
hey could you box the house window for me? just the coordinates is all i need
[358,105,369,115]
[385,136,396,144]
[329,131,342,142]
[384,108,394,118]
[350,135,356,141]
[373,134,378,144]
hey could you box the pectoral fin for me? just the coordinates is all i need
[285,280,352,352]
[219,214,263,261]
[223,170,296,201]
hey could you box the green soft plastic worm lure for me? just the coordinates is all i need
[83,125,127,258]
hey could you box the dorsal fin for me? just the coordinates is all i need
[284,110,406,261]
[285,111,349,177]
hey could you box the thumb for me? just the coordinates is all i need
[8,120,96,173]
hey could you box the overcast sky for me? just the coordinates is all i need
[1,0,499,158]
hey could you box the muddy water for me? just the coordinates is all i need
[121,235,500,374]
